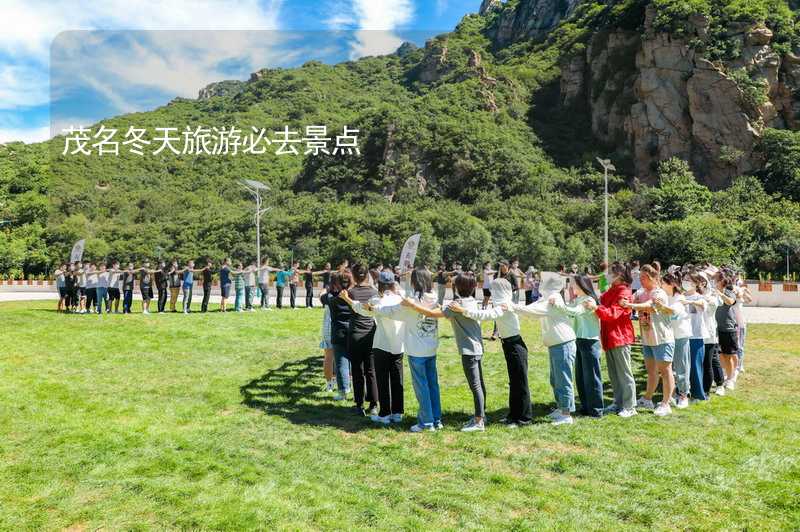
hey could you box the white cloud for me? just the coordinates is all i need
[0,0,284,143]
[324,0,415,59]
[0,125,51,144]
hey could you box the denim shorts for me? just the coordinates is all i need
[642,342,675,362]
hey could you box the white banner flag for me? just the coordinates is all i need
[399,233,421,273]
[70,239,85,263]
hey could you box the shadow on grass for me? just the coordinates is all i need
[240,356,562,432]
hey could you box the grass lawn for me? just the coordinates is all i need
[1,299,799,530]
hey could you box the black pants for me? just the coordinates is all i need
[501,335,533,423]
[200,283,211,312]
[703,343,725,393]
[245,285,253,310]
[305,285,313,308]
[289,284,297,308]
[157,286,167,312]
[106,288,119,312]
[276,286,284,308]
[575,338,604,417]
[86,287,96,310]
[525,290,534,305]
[373,349,404,417]
[123,289,133,313]
[462,355,487,418]
[348,333,378,409]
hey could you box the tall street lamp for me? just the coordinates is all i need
[596,157,616,269]
[240,179,270,269]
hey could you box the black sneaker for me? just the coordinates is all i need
[353,406,366,416]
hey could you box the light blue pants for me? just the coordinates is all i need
[332,343,351,394]
[548,340,576,412]
[737,327,747,370]
[234,286,244,311]
[408,355,442,427]
[672,337,691,396]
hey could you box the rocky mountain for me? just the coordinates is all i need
[484,0,800,187]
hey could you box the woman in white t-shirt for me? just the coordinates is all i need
[662,272,692,408]
[481,262,496,309]
[368,267,442,433]
[733,275,752,374]
[622,265,675,416]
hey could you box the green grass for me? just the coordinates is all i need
[1,300,799,530]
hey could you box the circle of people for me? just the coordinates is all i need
[317,259,751,433]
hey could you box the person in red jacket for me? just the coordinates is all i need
[593,261,638,417]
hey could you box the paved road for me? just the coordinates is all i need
[2,292,800,324]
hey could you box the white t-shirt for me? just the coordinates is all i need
[482,270,494,289]
[352,292,405,355]
[684,293,707,339]
[258,267,270,285]
[245,266,256,286]
[668,294,692,340]
[86,271,97,289]
[733,286,746,328]
[633,287,674,346]
[373,292,438,357]
[96,272,110,288]
[703,290,721,343]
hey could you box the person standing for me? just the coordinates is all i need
[321,271,354,401]
[139,261,155,314]
[455,277,533,427]
[95,263,110,314]
[244,261,257,311]
[201,260,214,312]
[232,262,245,312]
[76,262,88,314]
[122,263,135,314]
[155,261,168,313]
[168,261,181,312]
[108,261,122,313]
[85,263,97,313]
[289,261,301,309]
[662,272,692,408]
[340,264,379,416]
[55,264,67,313]
[565,275,605,418]
[275,265,291,309]
[65,264,77,313]
[435,264,448,306]
[320,262,332,292]
[219,258,232,312]
[303,263,316,308]
[181,260,200,314]
[594,262,637,417]
[733,274,752,374]
[257,259,275,310]
[341,270,405,425]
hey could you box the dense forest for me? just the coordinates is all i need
[1,0,800,279]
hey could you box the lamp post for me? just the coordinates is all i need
[240,179,270,269]
[596,158,616,269]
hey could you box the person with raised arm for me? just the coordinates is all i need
[199,260,214,312]
[257,259,279,310]
[244,260,257,311]
[122,262,136,314]
[219,258,232,312]
[179,260,203,314]
[167,260,181,312]
[321,271,354,401]
[95,263,110,314]
[138,261,155,314]
[154,261,168,313]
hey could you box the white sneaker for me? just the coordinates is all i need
[143,309,150,315]
[434,421,444,430]
[324,380,335,392]
[676,397,689,409]
[654,403,672,416]
[724,379,735,391]
[618,408,638,418]
[461,419,485,432]
[410,424,434,433]
[551,413,574,425]
[714,386,726,396]
[547,408,561,419]
[636,397,655,410]
[333,392,346,401]
[370,414,391,425]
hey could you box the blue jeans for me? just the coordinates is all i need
[575,338,604,417]
[234,286,244,311]
[689,338,707,400]
[548,340,576,412]
[182,284,193,312]
[673,337,691,396]
[408,356,442,427]
[95,287,108,314]
[737,327,746,369]
[332,343,351,393]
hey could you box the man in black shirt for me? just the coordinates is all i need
[155,261,169,313]
[122,263,135,314]
[201,260,214,312]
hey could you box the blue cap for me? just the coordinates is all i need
[378,271,395,284]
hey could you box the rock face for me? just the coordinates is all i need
[488,0,582,45]
[549,6,800,186]
[197,80,245,100]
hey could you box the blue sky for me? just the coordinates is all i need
[0,0,480,144]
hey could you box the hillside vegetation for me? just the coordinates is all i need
[1,0,800,276]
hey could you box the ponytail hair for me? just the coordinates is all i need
[610,261,633,285]
[640,264,660,285]
[662,272,682,294]
[573,274,599,304]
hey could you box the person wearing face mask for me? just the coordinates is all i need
[565,275,605,418]
[700,271,726,396]
[455,277,533,428]
[508,273,578,425]
[682,272,709,402]
[622,265,676,416]
[593,262,637,418]
[661,272,692,408]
